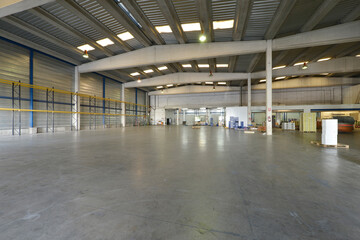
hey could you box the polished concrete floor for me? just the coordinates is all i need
[0,126,359,240]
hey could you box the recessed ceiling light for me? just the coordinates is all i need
[181,22,201,32]
[77,44,95,51]
[213,19,234,29]
[218,82,226,85]
[182,64,192,68]
[272,65,286,70]
[166,84,173,87]
[155,25,172,33]
[96,38,114,47]
[198,64,209,68]
[118,32,134,41]
[216,64,228,68]
[320,73,329,75]
[275,76,286,80]
[317,57,331,62]
[356,54,360,57]
[130,72,140,76]
[205,82,213,84]
[259,79,266,82]
[156,86,163,89]
[144,69,154,73]
[293,61,308,66]
[158,66,168,70]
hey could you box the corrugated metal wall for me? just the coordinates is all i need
[105,79,122,126]
[33,52,73,127]
[0,39,30,130]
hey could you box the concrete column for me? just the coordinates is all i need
[176,109,179,125]
[121,84,125,127]
[266,40,273,135]
[183,109,186,124]
[145,92,149,124]
[72,66,80,130]
[247,73,251,126]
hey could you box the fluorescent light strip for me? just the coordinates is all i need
[118,32,134,41]
[272,65,286,70]
[356,54,360,57]
[158,66,168,70]
[77,44,95,51]
[156,25,172,33]
[182,64,192,68]
[166,84,173,87]
[259,79,266,82]
[143,69,154,73]
[216,64,228,68]
[156,86,163,89]
[213,19,234,29]
[218,82,226,85]
[293,61,308,66]
[205,82,213,85]
[275,76,286,80]
[198,64,209,68]
[130,72,140,76]
[181,22,201,32]
[317,57,331,62]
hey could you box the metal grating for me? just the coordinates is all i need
[244,0,280,40]
[41,2,105,42]
[212,0,236,21]
[136,0,168,26]
[172,0,198,24]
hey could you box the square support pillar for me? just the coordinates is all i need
[247,73,251,126]
[72,66,80,130]
[266,40,273,135]
[121,84,125,127]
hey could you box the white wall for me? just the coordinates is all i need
[225,107,248,127]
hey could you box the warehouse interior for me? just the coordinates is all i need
[0,0,360,239]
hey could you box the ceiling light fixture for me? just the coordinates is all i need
[218,82,226,85]
[216,64,228,68]
[259,79,266,82]
[213,19,234,29]
[181,22,201,32]
[96,38,114,47]
[137,77,141,83]
[77,44,95,51]
[156,86,163,89]
[302,62,308,69]
[205,82,213,85]
[130,72,140,76]
[182,64,192,68]
[144,69,154,73]
[356,54,360,57]
[166,84,173,87]
[317,57,331,62]
[118,32,134,41]
[198,64,209,68]
[156,25,172,33]
[293,61,308,66]
[272,65,286,70]
[161,89,164,93]
[275,76,286,80]
[158,66,168,70]
[82,50,89,58]
[199,35,206,42]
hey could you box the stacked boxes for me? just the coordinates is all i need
[282,122,295,130]
[300,113,316,132]
[321,119,338,145]
[229,116,239,129]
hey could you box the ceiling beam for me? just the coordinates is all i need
[95,0,152,47]
[265,0,297,39]
[121,0,165,45]
[300,0,341,32]
[29,7,114,57]
[247,54,263,73]
[149,85,240,95]
[273,51,288,66]
[190,61,200,72]
[228,56,237,72]
[78,21,360,73]
[124,72,248,88]
[156,0,187,44]
[341,3,360,23]
[58,0,133,52]
[0,29,81,65]
[0,0,55,18]
[233,0,252,41]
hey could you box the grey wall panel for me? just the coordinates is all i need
[104,80,122,126]
[0,39,30,130]
[33,52,73,127]
[80,73,103,128]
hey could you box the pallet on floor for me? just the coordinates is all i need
[310,141,349,148]
[192,126,201,129]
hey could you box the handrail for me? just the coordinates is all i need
[0,78,147,107]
